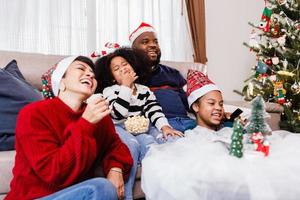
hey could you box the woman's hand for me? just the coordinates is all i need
[82,96,111,124]
[107,168,125,200]
[161,126,184,139]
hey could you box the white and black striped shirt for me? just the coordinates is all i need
[102,84,170,131]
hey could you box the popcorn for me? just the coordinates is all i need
[124,115,149,135]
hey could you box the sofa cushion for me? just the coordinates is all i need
[0,60,43,151]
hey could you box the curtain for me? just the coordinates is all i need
[0,0,87,56]
[0,0,194,62]
[185,0,207,63]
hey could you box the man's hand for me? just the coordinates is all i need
[107,168,125,200]
[161,125,184,139]
[82,96,111,124]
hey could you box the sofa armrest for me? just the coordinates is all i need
[224,101,283,131]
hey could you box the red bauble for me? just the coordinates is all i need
[265,59,272,65]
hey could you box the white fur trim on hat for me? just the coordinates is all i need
[51,56,77,96]
[188,84,220,108]
[129,22,157,45]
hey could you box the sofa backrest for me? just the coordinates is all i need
[0,50,206,91]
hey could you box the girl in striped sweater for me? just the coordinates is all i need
[92,47,183,200]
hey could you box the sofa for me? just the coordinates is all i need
[0,50,283,199]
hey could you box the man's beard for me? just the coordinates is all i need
[150,52,161,67]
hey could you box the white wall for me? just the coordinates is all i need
[205,0,264,101]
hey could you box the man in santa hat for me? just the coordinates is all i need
[129,22,196,132]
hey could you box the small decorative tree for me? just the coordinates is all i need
[246,95,271,136]
[230,119,244,158]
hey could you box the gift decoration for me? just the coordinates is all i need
[274,81,286,104]
[242,0,300,132]
[230,119,244,158]
[250,132,270,156]
[124,115,149,135]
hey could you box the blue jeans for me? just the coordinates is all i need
[168,117,197,133]
[115,124,158,200]
[40,178,117,200]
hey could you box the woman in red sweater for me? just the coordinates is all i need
[5,56,133,200]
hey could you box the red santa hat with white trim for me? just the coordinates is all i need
[186,69,221,108]
[41,56,77,99]
[129,22,157,45]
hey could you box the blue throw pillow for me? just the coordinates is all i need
[0,60,43,151]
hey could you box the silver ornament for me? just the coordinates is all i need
[272,57,280,65]
[291,82,300,94]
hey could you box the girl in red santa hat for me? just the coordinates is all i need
[142,69,300,200]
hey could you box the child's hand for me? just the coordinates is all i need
[82,96,111,124]
[161,126,184,138]
[119,68,138,88]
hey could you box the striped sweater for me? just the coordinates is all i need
[102,84,170,131]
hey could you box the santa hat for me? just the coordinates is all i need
[186,69,220,108]
[91,42,120,58]
[129,22,157,45]
[41,56,77,99]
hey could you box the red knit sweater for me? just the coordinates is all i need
[5,98,133,200]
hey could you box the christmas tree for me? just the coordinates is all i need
[245,95,271,136]
[242,0,300,132]
[230,119,244,158]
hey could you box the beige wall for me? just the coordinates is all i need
[205,0,264,101]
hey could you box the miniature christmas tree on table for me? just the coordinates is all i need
[246,95,270,156]
[246,95,271,136]
[230,119,244,158]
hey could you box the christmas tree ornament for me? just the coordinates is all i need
[277,0,287,5]
[269,74,277,82]
[277,70,295,77]
[272,56,280,65]
[248,82,254,96]
[282,59,288,69]
[256,61,269,73]
[230,119,244,158]
[274,81,286,104]
[266,59,273,65]
[259,7,273,32]
[270,14,281,37]
[284,100,292,108]
[277,34,286,46]
[249,30,260,49]
[291,81,300,94]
